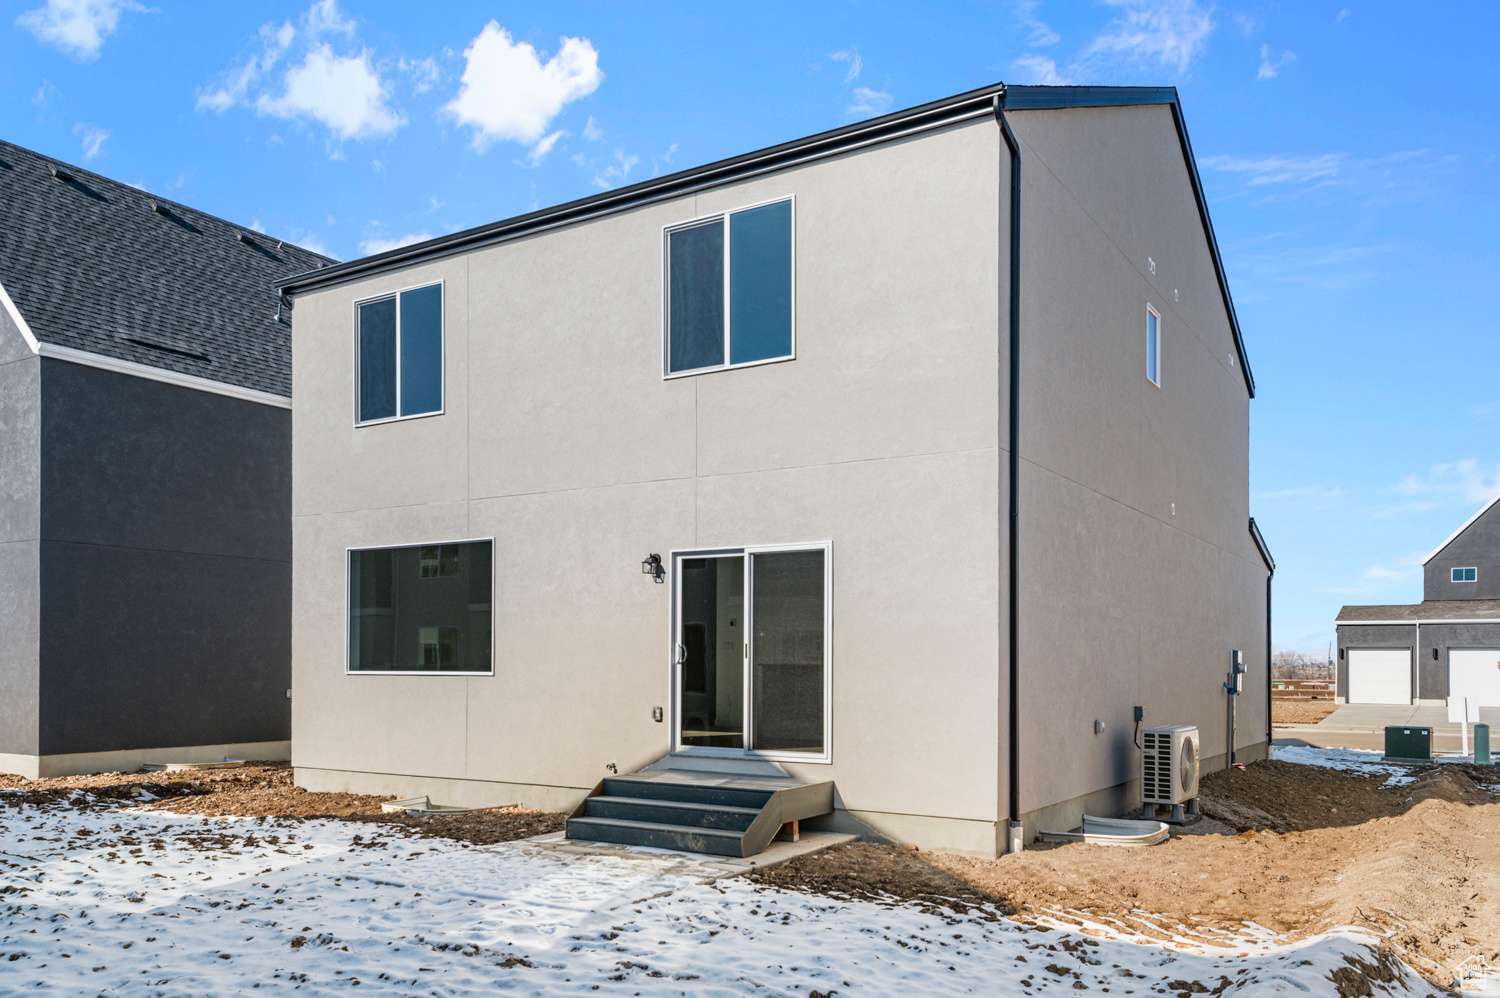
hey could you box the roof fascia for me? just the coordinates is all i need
[38,343,291,409]
[0,278,41,354]
[277,82,1014,297]
[1422,493,1500,565]
[1003,85,1255,398]
[1249,517,1275,573]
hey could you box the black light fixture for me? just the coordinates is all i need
[1433,647,1440,660]
[641,553,664,583]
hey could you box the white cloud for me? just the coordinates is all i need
[1016,0,1060,45]
[1199,152,1344,186]
[1256,44,1297,80]
[257,44,404,140]
[1393,460,1500,505]
[1370,501,1441,521]
[288,228,332,257]
[1012,54,1070,85]
[582,115,604,142]
[848,86,892,117]
[1078,0,1216,76]
[359,230,433,256]
[400,55,440,95]
[1335,8,1351,23]
[443,22,602,153]
[515,129,566,168]
[591,148,639,189]
[1232,12,1259,36]
[197,1,402,144]
[828,47,862,83]
[72,122,108,159]
[249,219,267,234]
[16,0,146,62]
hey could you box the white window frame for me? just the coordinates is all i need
[666,539,833,765]
[344,535,495,677]
[661,195,796,380]
[1146,303,1161,387]
[353,279,446,427]
[1453,567,1478,583]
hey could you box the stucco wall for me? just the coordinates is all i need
[1425,505,1500,600]
[37,359,291,755]
[1007,104,1265,830]
[292,121,1006,851]
[0,303,40,757]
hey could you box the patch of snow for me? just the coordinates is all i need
[0,798,1434,995]
[1272,743,1417,786]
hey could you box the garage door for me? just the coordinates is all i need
[1347,648,1410,705]
[1447,649,1500,722]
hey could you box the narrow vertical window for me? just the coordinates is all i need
[357,283,443,423]
[1146,304,1161,386]
[666,198,793,375]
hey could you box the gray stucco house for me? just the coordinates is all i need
[277,84,1271,856]
[0,139,329,778]
[1337,496,1500,714]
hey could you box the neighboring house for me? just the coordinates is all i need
[1337,496,1500,714]
[0,139,331,778]
[277,84,1271,857]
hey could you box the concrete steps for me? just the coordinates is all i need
[565,769,834,858]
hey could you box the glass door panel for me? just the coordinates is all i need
[749,549,825,754]
[677,555,745,749]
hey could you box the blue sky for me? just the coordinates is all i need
[4,0,1499,654]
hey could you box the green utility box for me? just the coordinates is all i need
[1476,723,1491,765]
[1383,726,1432,764]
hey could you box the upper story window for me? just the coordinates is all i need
[665,197,793,377]
[357,282,443,424]
[1146,304,1161,386]
[1453,567,1477,582]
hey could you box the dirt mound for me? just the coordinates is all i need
[749,842,1011,918]
[0,764,564,846]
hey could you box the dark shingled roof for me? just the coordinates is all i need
[0,138,333,397]
[1336,599,1500,622]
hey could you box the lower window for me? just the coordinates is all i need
[348,540,493,673]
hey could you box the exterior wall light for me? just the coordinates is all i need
[641,553,664,583]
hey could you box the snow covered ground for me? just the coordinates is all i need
[1,790,1431,996]
[1271,744,1418,786]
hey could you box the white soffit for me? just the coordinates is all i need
[37,342,291,409]
[1424,493,1500,565]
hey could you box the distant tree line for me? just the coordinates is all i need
[1271,650,1334,681]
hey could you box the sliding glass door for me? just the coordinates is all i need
[673,543,829,761]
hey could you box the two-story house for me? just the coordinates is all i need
[0,139,329,778]
[1337,496,1500,718]
[277,84,1271,856]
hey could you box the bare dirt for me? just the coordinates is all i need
[1271,699,1340,724]
[0,763,565,845]
[757,760,1500,989]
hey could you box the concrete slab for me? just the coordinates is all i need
[511,828,858,880]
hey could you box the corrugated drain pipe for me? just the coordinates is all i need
[994,91,1024,854]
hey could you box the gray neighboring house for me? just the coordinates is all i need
[1337,496,1500,709]
[278,84,1271,856]
[0,139,331,778]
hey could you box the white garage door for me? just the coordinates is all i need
[1347,648,1411,705]
[1447,649,1500,722]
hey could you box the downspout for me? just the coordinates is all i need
[1265,569,1273,751]
[994,90,1024,854]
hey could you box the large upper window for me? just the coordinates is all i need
[348,540,492,673]
[665,198,793,376]
[358,283,443,424]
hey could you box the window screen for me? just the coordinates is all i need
[349,540,492,672]
[750,548,825,754]
[358,283,443,422]
[667,199,792,375]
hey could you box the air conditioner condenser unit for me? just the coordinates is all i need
[1140,724,1200,822]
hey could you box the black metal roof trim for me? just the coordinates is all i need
[1249,517,1275,573]
[275,83,1255,399]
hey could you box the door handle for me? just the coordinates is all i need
[676,643,686,666]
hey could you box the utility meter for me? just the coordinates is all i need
[1230,649,1246,694]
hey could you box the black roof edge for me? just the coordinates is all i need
[1004,86,1254,398]
[276,83,1255,399]
[1249,517,1275,574]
